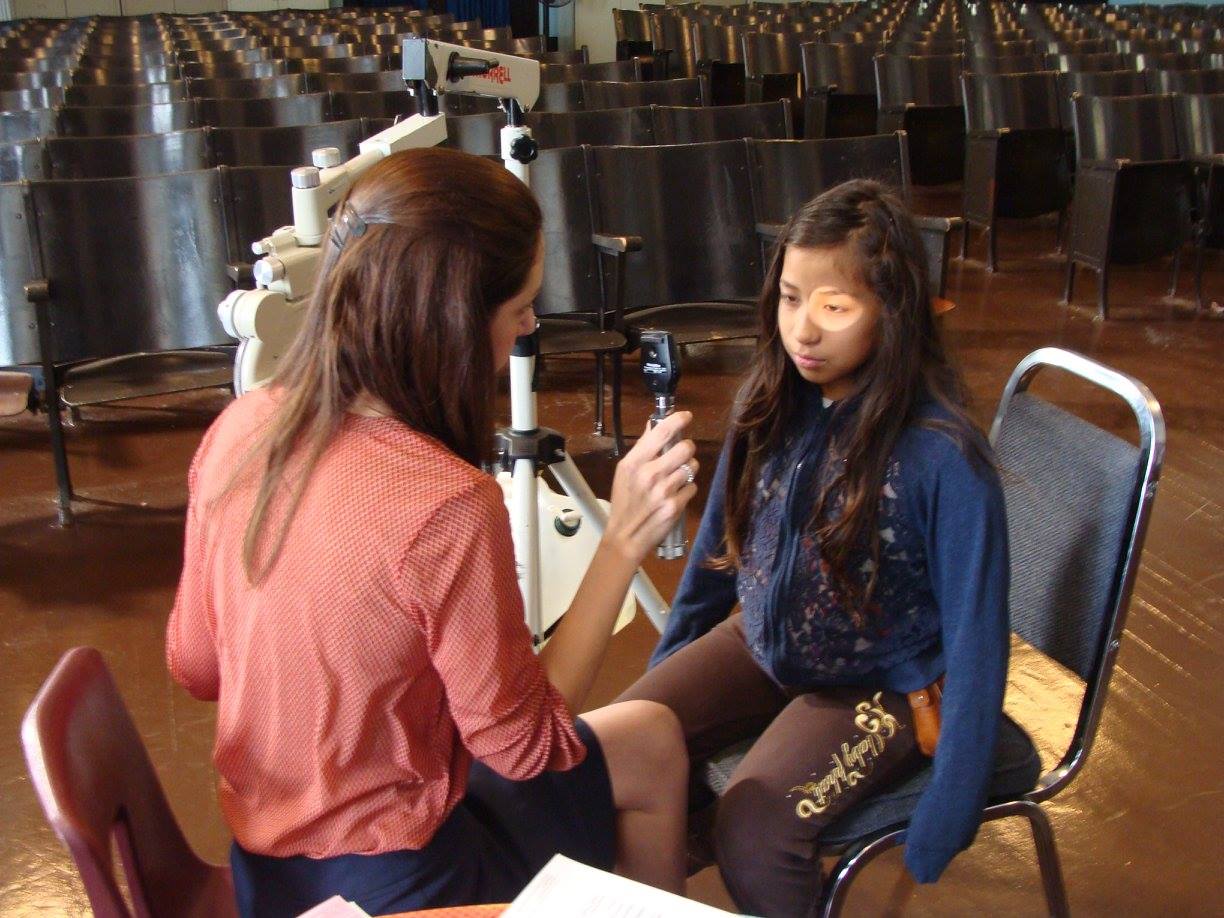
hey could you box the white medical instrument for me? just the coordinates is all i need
[216,38,673,642]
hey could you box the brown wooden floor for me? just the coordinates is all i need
[2,198,1222,916]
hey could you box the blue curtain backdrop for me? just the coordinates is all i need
[355,0,519,30]
[448,0,513,28]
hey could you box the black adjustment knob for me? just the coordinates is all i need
[509,135,539,165]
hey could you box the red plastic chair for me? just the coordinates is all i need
[21,647,236,918]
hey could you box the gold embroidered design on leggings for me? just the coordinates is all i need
[787,693,903,819]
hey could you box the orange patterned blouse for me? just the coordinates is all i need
[167,389,585,859]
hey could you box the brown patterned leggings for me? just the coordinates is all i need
[616,615,924,918]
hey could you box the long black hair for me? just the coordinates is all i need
[715,180,988,624]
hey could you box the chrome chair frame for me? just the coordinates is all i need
[814,347,1164,917]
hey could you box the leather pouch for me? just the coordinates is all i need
[906,675,945,757]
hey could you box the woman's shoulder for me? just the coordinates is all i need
[345,414,492,492]
[337,416,509,541]
[194,389,500,518]
[191,389,279,478]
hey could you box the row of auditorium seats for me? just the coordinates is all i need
[614,0,1224,80]
[962,74,1224,272]
[610,1,1224,147]
[446,98,790,155]
[597,0,1223,320]
[810,54,1224,177]
[686,33,1224,90]
[0,76,714,180]
[797,44,1224,108]
[0,98,788,181]
[0,118,377,179]
[820,57,1224,183]
[0,9,524,64]
[0,64,651,131]
[0,67,679,144]
[955,70,1223,317]
[0,131,955,374]
[0,55,625,96]
[1,0,1220,518]
[1062,92,1221,317]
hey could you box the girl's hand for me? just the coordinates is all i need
[602,412,699,566]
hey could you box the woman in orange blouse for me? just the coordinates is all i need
[167,148,695,917]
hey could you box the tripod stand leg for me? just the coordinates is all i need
[550,454,670,633]
[511,457,543,640]
[508,345,544,641]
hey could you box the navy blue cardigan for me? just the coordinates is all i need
[650,387,1010,883]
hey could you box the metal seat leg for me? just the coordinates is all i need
[819,831,904,918]
[1018,801,1071,918]
[1195,238,1206,310]
[1062,258,1076,305]
[610,351,625,457]
[593,353,605,436]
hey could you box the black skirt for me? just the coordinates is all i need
[231,718,617,918]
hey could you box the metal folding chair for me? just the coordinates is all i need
[701,347,1164,917]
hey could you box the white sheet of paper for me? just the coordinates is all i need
[295,895,370,918]
[501,854,747,918]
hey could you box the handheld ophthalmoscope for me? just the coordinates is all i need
[639,329,687,560]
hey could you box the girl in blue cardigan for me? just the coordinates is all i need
[618,180,1010,917]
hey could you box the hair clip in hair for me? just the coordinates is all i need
[341,204,367,238]
[331,203,368,250]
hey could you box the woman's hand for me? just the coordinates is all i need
[540,412,698,709]
[602,412,699,567]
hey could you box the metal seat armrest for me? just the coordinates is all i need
[1077,158,1127,173]
[591,232,643,255]
[915,214,962,233]
[590,233,644,331]
[967,128,1007,140]
[756,221,784,241]
[1080,157,1184,172]
[226,262,255,285]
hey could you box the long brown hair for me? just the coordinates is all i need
[230,147,542,582]
[718,180,986,623]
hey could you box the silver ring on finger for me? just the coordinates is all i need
[680,462,695,485]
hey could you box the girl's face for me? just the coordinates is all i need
[776,244,882,401]
[489,236,544,372]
